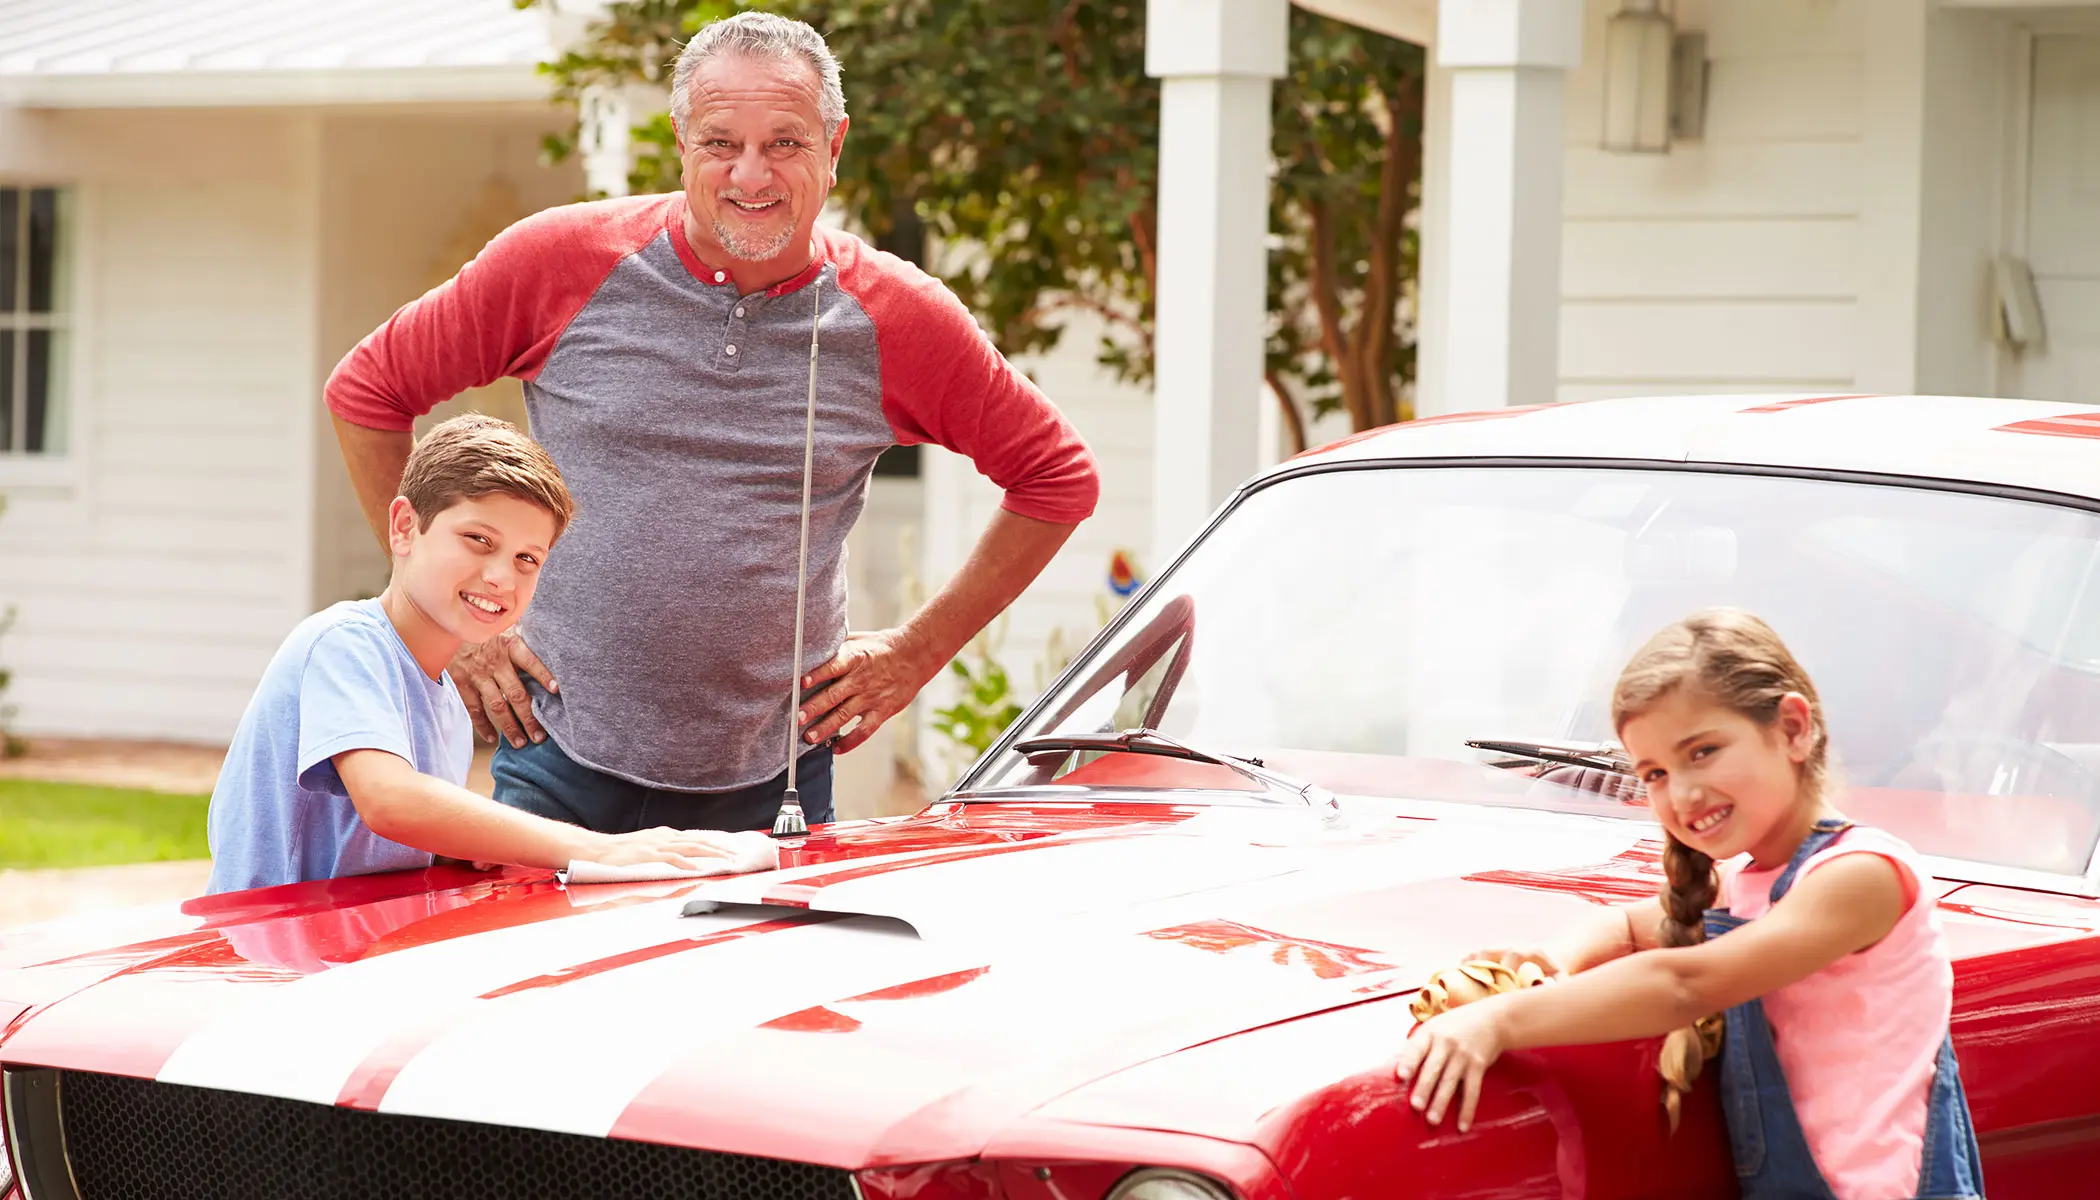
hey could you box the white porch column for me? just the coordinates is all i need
[1146,0,1289,560]
[1415,0,1582,416]
[580,84,633,199]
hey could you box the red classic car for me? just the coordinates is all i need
[6,393,2100,1200]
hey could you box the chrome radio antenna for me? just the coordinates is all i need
[772,276,823,839]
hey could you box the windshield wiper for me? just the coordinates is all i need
[1466,738,1634,776]
[1009,727,1342,821]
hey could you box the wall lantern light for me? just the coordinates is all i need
[1601,0,1707,154]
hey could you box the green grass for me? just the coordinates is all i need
[0,779,211,870]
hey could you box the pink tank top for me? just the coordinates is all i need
[1717,825,1952,1200]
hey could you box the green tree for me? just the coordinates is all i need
[530,0,1423,448]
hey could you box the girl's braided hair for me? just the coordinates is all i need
[1611,607,1832,1125]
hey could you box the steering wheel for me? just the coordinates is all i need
[1012,594,1198,781]
[1871,734,2100,801]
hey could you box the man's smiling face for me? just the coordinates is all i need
[678,51,845,280]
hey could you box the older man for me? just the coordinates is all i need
[326,13,1098,832]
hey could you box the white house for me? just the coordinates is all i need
[0,0,585,742]
[1,0,2095,813]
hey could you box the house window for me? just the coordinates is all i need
[1,187,72,456]
[872,205,925,479]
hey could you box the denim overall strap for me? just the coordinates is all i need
[1767,819,1854,905]
[1699,820,1853,1200]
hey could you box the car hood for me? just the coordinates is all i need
[0,801,1651,1169]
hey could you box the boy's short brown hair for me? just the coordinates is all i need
[399,413,575,539]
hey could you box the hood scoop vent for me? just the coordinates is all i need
[679,899,926,940]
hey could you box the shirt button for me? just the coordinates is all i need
[734,306,746,318]
[714,271,726,283]
[725,344,738,356]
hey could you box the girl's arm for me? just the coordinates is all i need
[1398,852,1909,1131]
[1475,896,1666,978]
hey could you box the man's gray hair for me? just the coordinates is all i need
[670,12,847,140]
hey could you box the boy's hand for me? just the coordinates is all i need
[1394,1000,1509,1133]
[451,630,557,749]
[587,827,742,872]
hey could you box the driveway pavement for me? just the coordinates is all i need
[0,859,213,930]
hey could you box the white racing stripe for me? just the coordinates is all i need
[601,920,1434,1163]
[796,816,1644,943]
[685,828,1129,907]
[155,898,775,1103]
[148,841,1052,1101]
[375,912,981,1134]
[801,835,1321,938]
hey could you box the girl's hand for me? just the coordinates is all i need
[1395,1000,1508,1132]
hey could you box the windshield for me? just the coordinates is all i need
[969,465,2100,878]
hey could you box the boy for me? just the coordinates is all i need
[206,414,730,894]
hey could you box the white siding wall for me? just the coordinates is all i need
[1559,0,2024,402]
[0,108,320,741]
[914,313,1157,789]
[312,112,581,608]
[1557,0,1868,402]
[1915,6,2016,399]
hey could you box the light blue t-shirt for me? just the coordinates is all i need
[206,599,473,894]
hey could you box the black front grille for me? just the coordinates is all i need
[58,1069,858,1200]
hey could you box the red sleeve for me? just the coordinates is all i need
[834,234,1101,525]
[323,196,675,432]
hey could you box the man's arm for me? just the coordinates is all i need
[334,413,413,551]
[800,509,1075,752]
[802,251,1103,755]
[333,749,734,870]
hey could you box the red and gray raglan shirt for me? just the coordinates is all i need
[326,194,1099,792]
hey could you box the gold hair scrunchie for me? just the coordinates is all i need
[1411,960,1725,1133]
[1409,959,1551,1021]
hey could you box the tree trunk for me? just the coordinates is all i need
[1315,71,1426,434]
[1266,371,1310,456]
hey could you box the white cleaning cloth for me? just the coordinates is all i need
[559,830,781,885]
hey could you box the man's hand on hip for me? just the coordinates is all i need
[799,628,940,754]
[450,630,558,749]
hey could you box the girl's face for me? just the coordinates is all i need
[1621,686,1818,865]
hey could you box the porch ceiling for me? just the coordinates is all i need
[1291,0,1435,44]
[0,0,553,107]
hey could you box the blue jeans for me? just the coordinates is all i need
[491,735,834,834]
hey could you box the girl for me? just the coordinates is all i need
[1395,608,1983,1200]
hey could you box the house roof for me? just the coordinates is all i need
[0,0,560,107]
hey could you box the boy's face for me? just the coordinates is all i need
[387,493,558,644]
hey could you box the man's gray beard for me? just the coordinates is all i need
[713,216,796,262]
